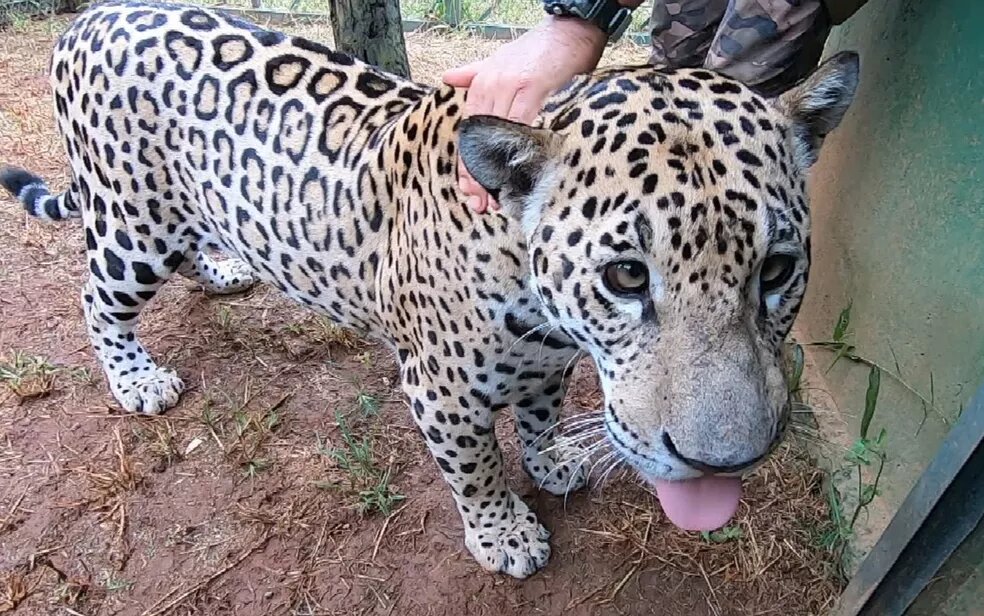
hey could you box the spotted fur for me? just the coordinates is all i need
[0,1,858,579]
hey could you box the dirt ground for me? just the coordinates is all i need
[0,13,843,616]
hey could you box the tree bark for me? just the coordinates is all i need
[328,0,411,79]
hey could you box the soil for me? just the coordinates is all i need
[0,14,843,616]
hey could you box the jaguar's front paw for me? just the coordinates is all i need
[110,366,184,415]
[464,494,551,579]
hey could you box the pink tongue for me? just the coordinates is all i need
[653,476,743,531]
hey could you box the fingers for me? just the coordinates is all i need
[458,161,494,213]
[461,77,530,214]
[490,81,518,120]
[446,53,543,214]
[453,65,505,213]
[441,61,480,88]
[464,72,495,119]
[455,70,488,209]
[507,86,549,125]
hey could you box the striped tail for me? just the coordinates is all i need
[0,165,80,221]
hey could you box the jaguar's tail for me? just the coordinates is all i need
[0,165,81,221]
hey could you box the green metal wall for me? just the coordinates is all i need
[801,0,983,522]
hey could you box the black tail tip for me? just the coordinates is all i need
[0,165,44,197]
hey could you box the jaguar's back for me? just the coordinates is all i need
[47,1,439,331]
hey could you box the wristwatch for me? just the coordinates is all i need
[542,0,634,42]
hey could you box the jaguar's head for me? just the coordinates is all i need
[458,52,859,530]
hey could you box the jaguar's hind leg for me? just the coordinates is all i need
[81,238,186,415]
[178,251,256,295]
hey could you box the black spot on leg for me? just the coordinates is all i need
[104,248,125,280]
[113,230,132,251]
[426,426,444,444]
[132,262,159,285]
[436,457,454,474]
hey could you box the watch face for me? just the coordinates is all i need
[544,0,590,19]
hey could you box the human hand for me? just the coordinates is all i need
[443,16,608,213]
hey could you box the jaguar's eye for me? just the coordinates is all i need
[603,260,649,296]
[760,254,796,294]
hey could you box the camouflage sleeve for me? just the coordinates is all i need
[648,0,731,69]
[649,0,832,97]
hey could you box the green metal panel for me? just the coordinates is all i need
[911,523,984,615]
[799,0,984,515]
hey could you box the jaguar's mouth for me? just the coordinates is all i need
[604,420,744,532]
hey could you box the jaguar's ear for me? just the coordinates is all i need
[776,51,860,169]
[458,116,563,233]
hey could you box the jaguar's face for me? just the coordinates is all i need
[459,52,859,530]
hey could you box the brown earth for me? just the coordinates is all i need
[0,13,842,616]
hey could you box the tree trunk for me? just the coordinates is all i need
[328,0,411,79]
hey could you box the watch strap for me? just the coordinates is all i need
[543,0,633,42]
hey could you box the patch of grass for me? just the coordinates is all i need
[51,575,89,608]
[6,11,31,33]
[132,421,182,473]
[308,317,362,348]
[358,466,405,517]
[786,342,806,395]
[701,525,744,544]
[200,405,220,430]
[229,394,289,479]
[279,316,365,362]
[212,304,235,333]
[803,303,893,578]
[806,302,947,432]
[65,365,96,386]
[820,369,887,575]
[197,387,287,469]
[0,569,30,612]
[0,352,94,401]
[98,571,132,593]
[8,556,89,610]
[282,315,364,359]
[243,457,272,479]
[315,412,404,516]
[64,428,139,569]
[0,351,59,400]
[316,415,375,479]
[78,429,139,504]
[355,391,381,416]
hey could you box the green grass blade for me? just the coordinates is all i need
[788,343,805,393]
[860,366,880,440]
[832,301,853,342]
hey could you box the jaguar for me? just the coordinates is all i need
[0,0,859,578]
